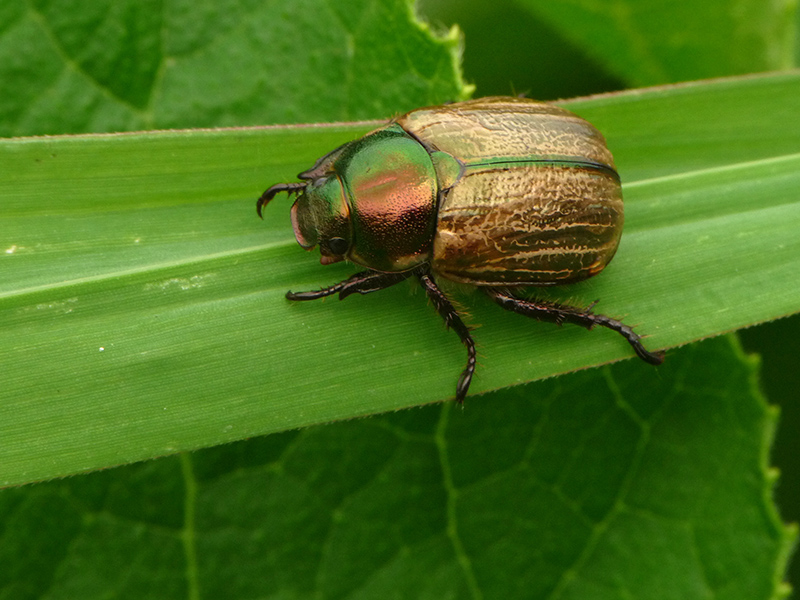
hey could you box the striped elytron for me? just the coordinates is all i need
[258,97,663,403]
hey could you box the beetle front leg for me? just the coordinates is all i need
[485,288,664,365]
[287,270,412,301]
[256,183,306,217]
[416,266,477,404]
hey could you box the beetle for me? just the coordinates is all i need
[257,97,663,403]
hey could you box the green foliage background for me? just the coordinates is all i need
[1,0,798,597]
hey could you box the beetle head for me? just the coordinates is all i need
[256,177,351,265]
[290,176,351,265]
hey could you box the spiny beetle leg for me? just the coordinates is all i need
[256,183,306,218]
[337,270,413,300]
[485,288,664,366]
[581,313,665,365]
[286,269,412,301]
[416,266,476,404]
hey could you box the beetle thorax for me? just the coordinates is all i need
[293,125,441,272]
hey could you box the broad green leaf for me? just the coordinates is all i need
[0,0,467,136]
[511,0,797,86]
[1,337,793,599]
[2,73,800,486]
[417,0,626,99]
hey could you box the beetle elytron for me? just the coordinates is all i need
[257,97,663,403]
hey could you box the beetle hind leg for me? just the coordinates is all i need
[485,288,664,365]
[416,266,477,404]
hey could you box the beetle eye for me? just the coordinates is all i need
[327,237,349,255]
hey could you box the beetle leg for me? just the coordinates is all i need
[416,266,477,404]
[485,288,664,365]
[336,270,413,300]
[256,183,306,218]
[287,270,412,301]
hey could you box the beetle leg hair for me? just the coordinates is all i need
[286,270,412,301]
[256,183,306,218]
[485,288,664,366]
[415,266,477,404]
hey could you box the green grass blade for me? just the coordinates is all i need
[1,73,799,486]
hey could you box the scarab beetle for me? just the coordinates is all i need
[258,97,663,403]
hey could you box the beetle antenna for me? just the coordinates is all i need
[256,183,306,218]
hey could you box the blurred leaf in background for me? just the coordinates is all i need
[513,0,795,87]
[1,0,798,597]
[420,0,795,97]
[0,0,468,136]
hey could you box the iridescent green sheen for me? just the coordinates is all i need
[281,124,438,271]
[290,177,348,251]
[337,126,438,271]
